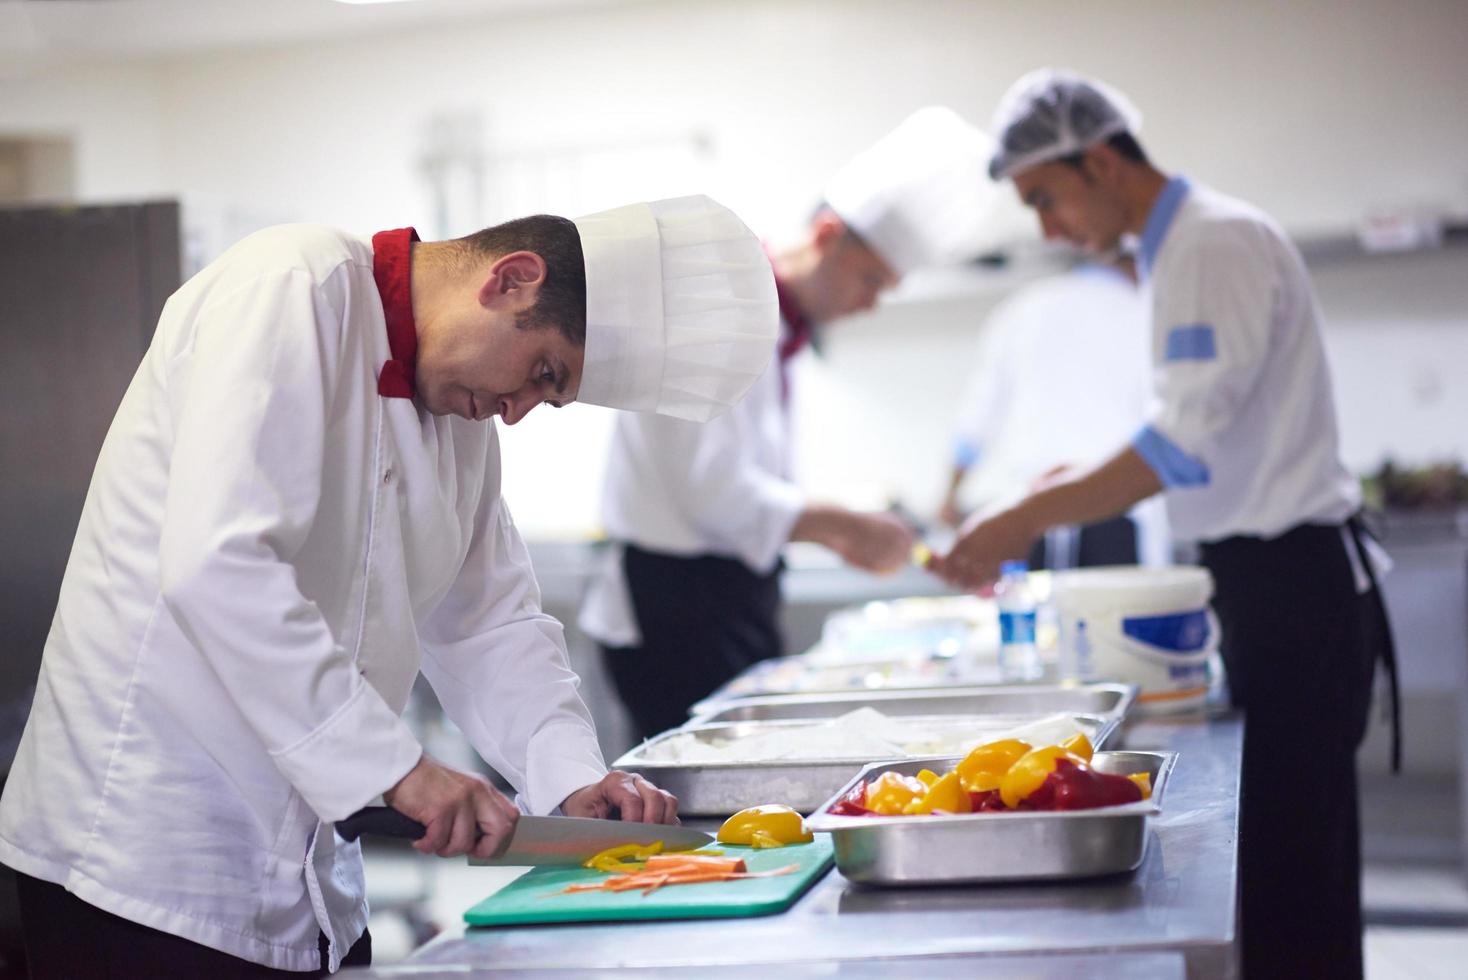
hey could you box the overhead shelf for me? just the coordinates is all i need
[883,222,1468,307]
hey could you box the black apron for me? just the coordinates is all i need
[1199,514,1398,980]
[599,545,783,741]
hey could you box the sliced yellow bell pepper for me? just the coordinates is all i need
[583,840,664,872]
[999,744,1085,808]
[914,768,940,788]
[955,738,1032,793]
[1127,772,1152,799]
[902,770,973,814]
[1060,732,1094,762]
[862,772,929,815]
[717,804,814,848]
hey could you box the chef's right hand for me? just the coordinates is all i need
[382,754,519,860]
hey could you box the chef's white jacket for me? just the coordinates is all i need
[1130,177,1360,544]
[579,317,806,646]
[952,264,1170,566]
[0,224,606,972]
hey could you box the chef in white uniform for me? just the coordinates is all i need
[0,195,777,977]
[933,70,1396,980]
[579,108,998,740]
[938,256,1171,568]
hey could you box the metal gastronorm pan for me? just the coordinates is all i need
[805,750,1176,885]
[612,689,1133,816]
[688,683,1135,727]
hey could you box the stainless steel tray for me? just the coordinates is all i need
[688,654,1005,714]
[806,750,1176,885]
[613,701,1127,816]
[689,683,1136,727]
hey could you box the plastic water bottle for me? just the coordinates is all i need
[996,560,1043,682]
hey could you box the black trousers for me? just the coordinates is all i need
[14,872,370,979]
[1200,520,1390,980]
[601,545,783,741]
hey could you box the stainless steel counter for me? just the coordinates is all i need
[376,714,1240,978]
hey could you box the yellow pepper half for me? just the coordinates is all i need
[1127,772,1152,799]
[862,772,929,815]
[1060,732,1094,763]
[999,744,1085,808]
[955,739,1032,793]
[902,770,973,814]
[717,804,814,848]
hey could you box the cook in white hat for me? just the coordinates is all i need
[580,107,1000,741]
[0,196,776,976]
[932,68,1396,980]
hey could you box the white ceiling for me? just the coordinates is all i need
[0,0,633,70]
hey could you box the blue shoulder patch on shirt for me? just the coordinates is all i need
[1132,425,1211,488]
[1164,324,1218,362]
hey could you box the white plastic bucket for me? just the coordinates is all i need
[1051,565,1218,713]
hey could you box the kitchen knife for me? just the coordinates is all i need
[335,806,713,866]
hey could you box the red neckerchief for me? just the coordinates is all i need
[773,272,814,406]
[372,227,420,399]
[774,274,813,364]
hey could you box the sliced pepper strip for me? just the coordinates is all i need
[582,840,664,872]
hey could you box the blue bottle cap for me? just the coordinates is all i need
[999,559,1029,576]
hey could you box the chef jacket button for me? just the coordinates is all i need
[383,468,394,484]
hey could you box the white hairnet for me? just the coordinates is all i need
[988,69,1143,180]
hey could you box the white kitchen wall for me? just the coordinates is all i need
[2,0,1465,536]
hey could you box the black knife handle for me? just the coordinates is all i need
[336,806,426,843]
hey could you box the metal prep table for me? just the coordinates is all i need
[355,713,1240,978]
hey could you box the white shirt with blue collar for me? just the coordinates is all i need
[1130,176,1360,544]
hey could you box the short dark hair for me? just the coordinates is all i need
[1059,131,1150,171]
[458,214,587,346]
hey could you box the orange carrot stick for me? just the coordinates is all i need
[550,860,799,897]
[643,854,746,874]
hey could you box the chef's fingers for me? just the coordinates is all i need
[464,784,517,860]
[413,812,452,856]
[439,801,479,858]
[608,773,644,823]
[630,774,678,825]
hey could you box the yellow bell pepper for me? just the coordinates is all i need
[1060,732,1094,762]
[717,804,814,848]
[999,744,1085,808]
[902,770,973,814]
[955,738,1032,793]
[583,840,664,872]
[862,772,929,815]
[1127,772,1152,799]
[914,769,940,788]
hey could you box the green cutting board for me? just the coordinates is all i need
[463,836,834,927]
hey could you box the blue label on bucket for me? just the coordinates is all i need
[1121,608,1211,653]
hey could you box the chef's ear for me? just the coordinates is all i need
[479,251,547,307]
[810,209,847,253]
[1079,143,1120,187]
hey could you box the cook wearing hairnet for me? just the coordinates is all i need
[581,107,999,741]
[932,68,1396,980]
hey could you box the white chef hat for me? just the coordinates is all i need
[573,195,778,423]
[822,106,997,276]
[988,68,1143,180]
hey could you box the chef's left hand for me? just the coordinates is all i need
[930,505,1039,592]
[561,771,679,825]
